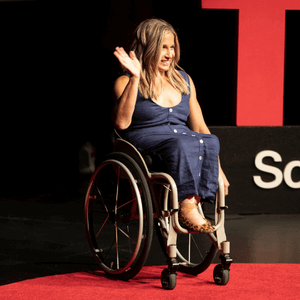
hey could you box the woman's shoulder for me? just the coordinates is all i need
[177,69,188,78]
[178,69,187,76]
[177,70,191,85]
[114,74,130,88]
[115,74,130,82]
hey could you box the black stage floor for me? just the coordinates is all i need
[1,178,299,286]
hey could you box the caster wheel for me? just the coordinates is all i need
[161,268,177,290]
[213,264,229,285]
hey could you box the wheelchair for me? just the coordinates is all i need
[84,132,233,290]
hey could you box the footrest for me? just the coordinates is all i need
[219,206,228,210]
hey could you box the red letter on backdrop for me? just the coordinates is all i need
[201,0,300,126]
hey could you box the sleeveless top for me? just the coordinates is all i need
[121,71,220,202]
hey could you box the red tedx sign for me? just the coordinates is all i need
[201,0,300,126]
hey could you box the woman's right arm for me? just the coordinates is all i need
[112,75,139,130]
[112,47,141,130]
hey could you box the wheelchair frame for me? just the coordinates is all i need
[84,137,232,289]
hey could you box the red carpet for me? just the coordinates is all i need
[1,264,299,299]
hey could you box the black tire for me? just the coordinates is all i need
[161,268,177,290]
[84,152,153,280]
[213,264,230,285]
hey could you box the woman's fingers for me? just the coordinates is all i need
[129,50,136,60]
[114,47,141,78]
[115,47,129,59]
[220,168,230,196]
[114,47,130,64]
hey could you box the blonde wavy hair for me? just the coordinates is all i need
[130,18,189,100]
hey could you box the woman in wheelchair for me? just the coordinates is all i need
[112,18,230,233]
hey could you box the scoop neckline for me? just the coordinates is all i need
[148,94,183,109]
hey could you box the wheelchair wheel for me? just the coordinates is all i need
[213,264,229,285]
[84,152,153,280]
[156,202,218,275]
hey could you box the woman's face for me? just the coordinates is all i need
[157,32,175,75]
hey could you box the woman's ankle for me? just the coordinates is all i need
[181,195,201,205]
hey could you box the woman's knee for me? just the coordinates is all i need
[166,136,189,152]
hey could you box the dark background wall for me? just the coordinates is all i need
[211,126,300,214]
[0,2,299,213]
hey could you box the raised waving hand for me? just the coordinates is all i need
[114,47,141,79]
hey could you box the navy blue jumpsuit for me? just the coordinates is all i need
[121,71,220,203]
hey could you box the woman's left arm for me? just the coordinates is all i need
[187,75,230,195]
